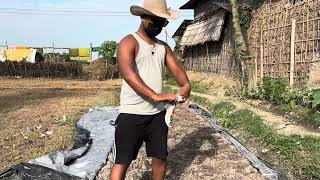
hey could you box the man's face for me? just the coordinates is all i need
[142,15,169,38]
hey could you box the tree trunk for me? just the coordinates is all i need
[230,0,255,91]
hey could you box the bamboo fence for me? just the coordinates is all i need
[250,0,320,86]
[0,61,83,78]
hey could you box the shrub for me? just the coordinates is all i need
[82,59,119,80]
[248,76,315,109]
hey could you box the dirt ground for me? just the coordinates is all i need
[97,105,263,180]
[0,78,121,171]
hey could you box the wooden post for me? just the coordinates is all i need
[5,40,8,61]
[259,16,266,85]
[260,45,264,80]
[206,43,210,72]
[52,42,55,53]
[290,19,296,86]
[90,42,93,60]
[254,53,258,85]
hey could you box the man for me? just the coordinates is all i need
[110,0,191,179]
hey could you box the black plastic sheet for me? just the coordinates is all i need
[189,104,286,180]
[0,163,82,180]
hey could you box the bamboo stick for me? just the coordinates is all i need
[290,19,296,86]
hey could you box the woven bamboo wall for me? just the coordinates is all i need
[183,16,239,76]
[250,0,320,86]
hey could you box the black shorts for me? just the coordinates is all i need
[114,110,168,164]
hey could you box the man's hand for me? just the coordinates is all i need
[152,93,179,102]
[178,84,191,105]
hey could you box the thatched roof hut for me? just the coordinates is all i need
[176,0,240,76]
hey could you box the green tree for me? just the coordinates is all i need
[98,40,118,79]
[98,41,118,63]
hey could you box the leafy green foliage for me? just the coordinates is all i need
[312,89,320,108]
[164,68,174,80]
[261,77,287,104]
[98,41,118,63]
[208,102,236,119]
[239,3,252,30]
[239,0,266,30]
[246,77,320,127]
[248,77,314,108]
[208,102,236,127]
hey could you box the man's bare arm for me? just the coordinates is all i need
[164,44,191,100]
[118,35,177,102]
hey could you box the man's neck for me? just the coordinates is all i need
[137,24,157,45]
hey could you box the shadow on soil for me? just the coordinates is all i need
[140,127,218,180]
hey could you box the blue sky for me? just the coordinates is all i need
[0,0,193,53]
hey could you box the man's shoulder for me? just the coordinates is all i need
[118,34,138,55]
[120,34,137,46]
[156,39,169,48]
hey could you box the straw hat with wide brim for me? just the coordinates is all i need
[130,0,180,19]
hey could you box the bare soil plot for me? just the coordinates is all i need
[0,78,121,171]
[97,105,262,180]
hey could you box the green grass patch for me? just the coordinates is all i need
[163,85,176,95]
[312,89,320,106]
[190,94,320,179]
[190,95,209,106]
[166,78,213,95]
[165,78,178,87]
[189,80,212,94]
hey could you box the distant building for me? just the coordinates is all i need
[176,0,240,76]
[0,46,44,63]
[172,20,192,41]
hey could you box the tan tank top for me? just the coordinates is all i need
[119,33,166,115]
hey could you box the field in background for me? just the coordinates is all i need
[0,78,121,171]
